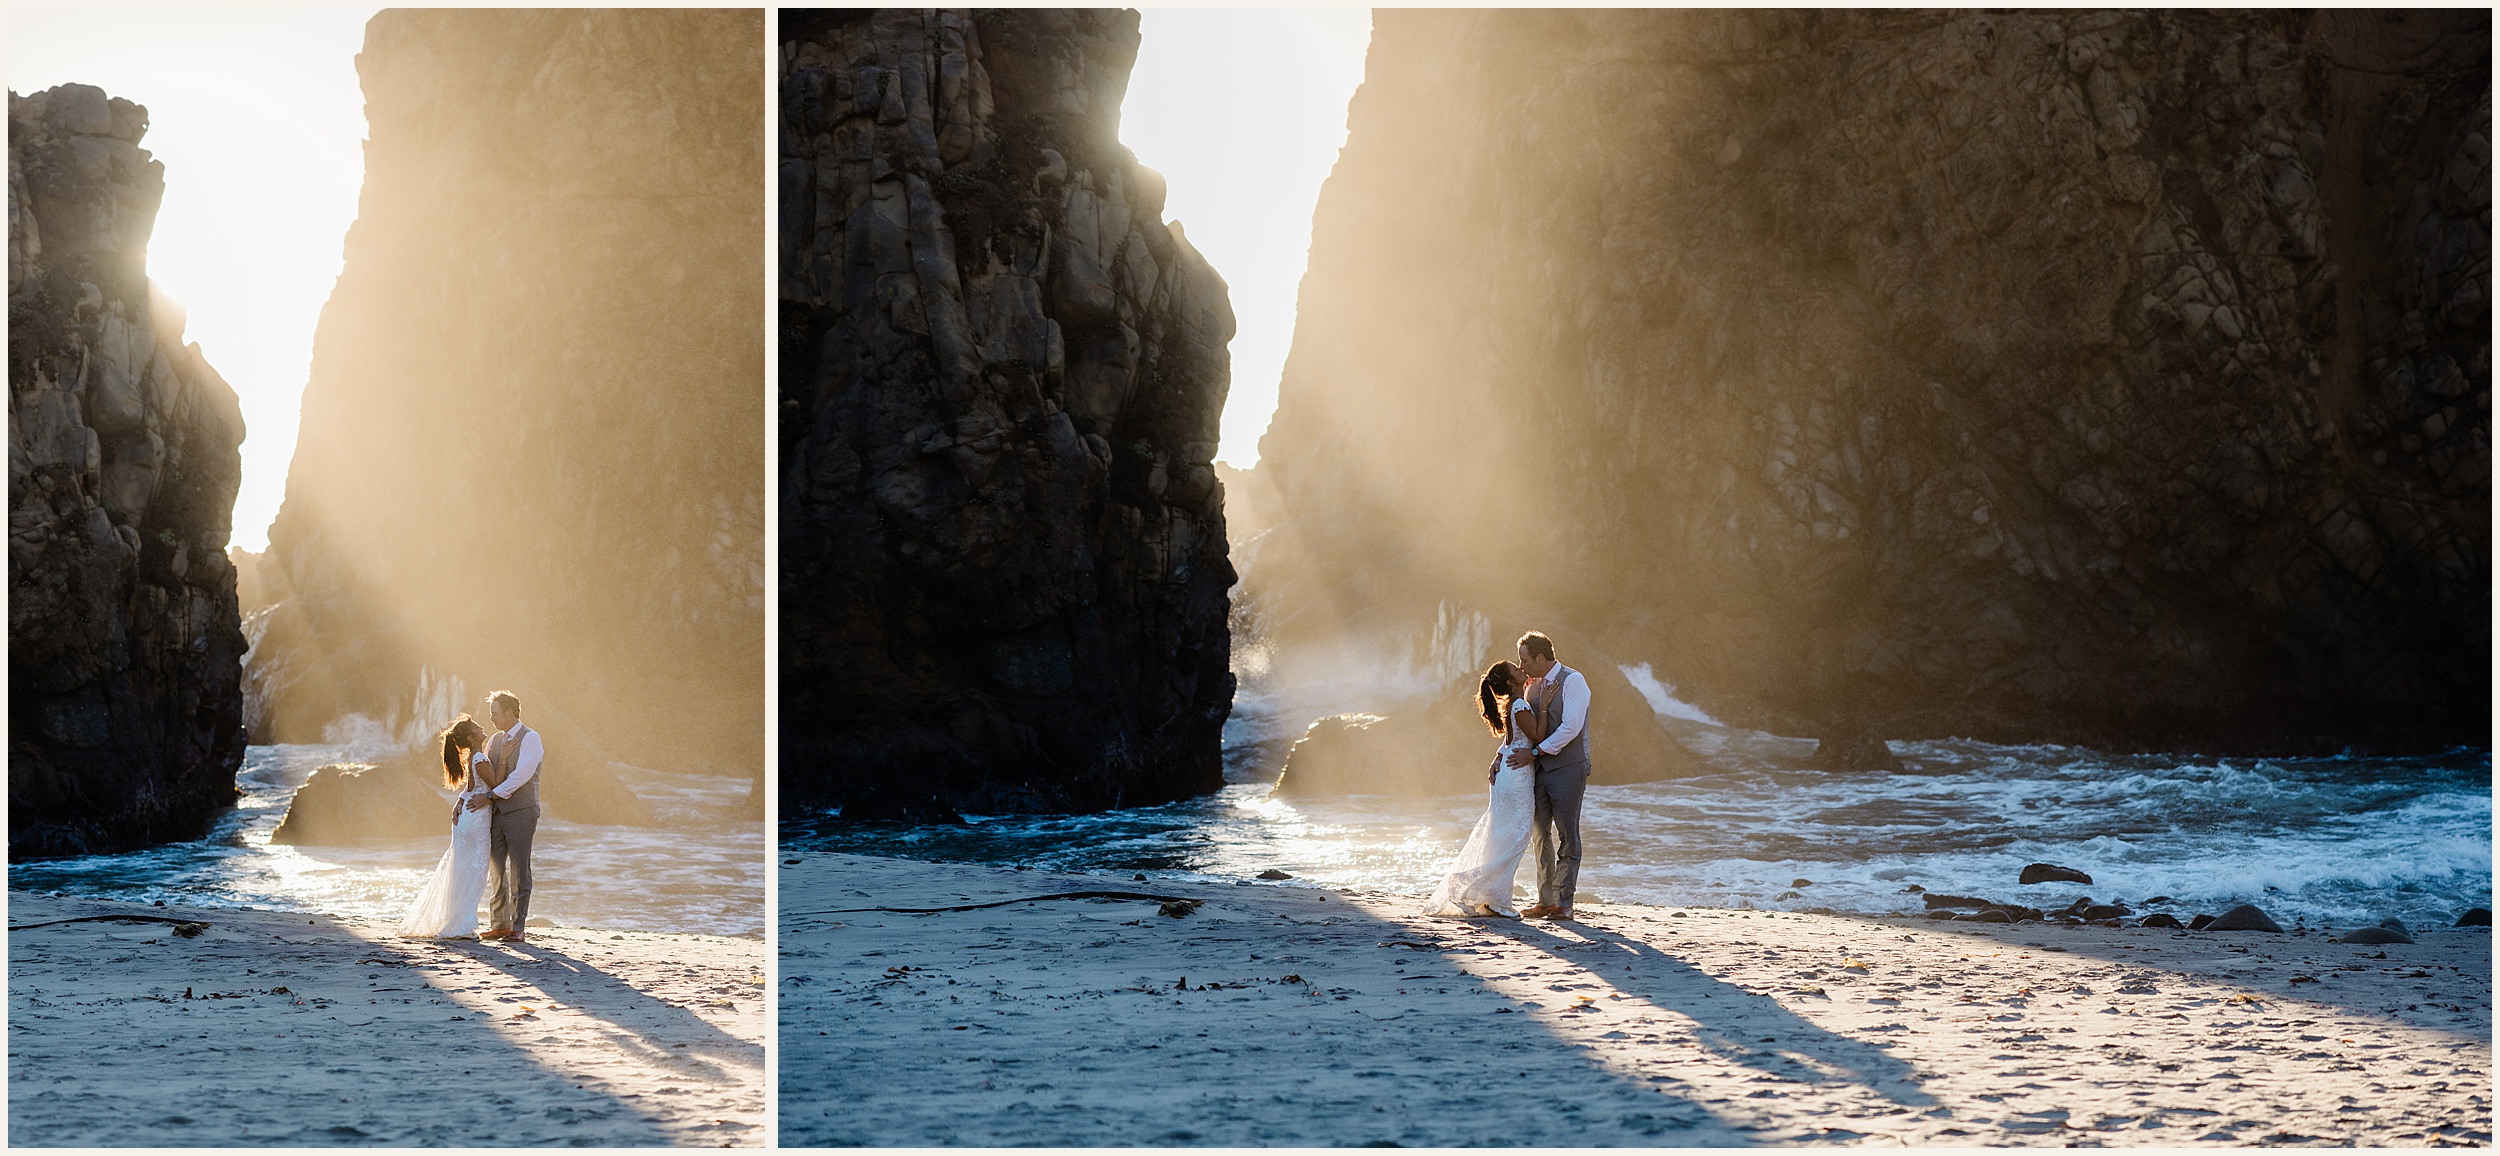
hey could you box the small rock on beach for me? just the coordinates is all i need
[2018,862,2092,885]
[2208,904,2284,932]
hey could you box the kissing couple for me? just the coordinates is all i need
[396,690,545,942]
[1427,631,1593,921]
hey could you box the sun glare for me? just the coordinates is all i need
[9,7,377,552]
[1122,9,1372,470]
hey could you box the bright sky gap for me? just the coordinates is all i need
[10,7,378,554]
[10,7,1367,545]
[1122,9,1372,469]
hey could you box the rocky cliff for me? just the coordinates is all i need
[248,10,765,801]
[781,9,1237,819]
[1253,10,2490,757]
[8,85,249,857]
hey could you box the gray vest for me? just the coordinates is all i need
[488,723,542,813]
[1535,666,1592,775]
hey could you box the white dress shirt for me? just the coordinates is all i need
[493,722,544,799]
[1535,663,1592,757]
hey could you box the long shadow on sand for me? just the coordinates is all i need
[488,938,764,1083]
[1471,914,1937,1108]
[4,898,675,1147]
[782,853,1920,1146]
[1858,914,2495,1042]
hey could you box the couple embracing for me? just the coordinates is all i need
[396,691,545,942]
[1427,631,1592,921]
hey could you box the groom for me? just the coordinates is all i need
[466,690,544,942]
[1505,631,1591,920]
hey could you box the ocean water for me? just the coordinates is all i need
[11,743,766,937]
[787,672,2492,932]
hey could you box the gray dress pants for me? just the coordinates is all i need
[488,804,539,931]
[1531,766,1588,909]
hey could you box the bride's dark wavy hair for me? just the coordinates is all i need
[1477,661,1523,736]
[438,714,489,789]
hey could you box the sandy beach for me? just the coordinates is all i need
[7,892,766,1146]
[782,852,2490,1146]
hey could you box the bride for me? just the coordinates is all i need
[397,715,496,938]
[1426,661,1554,917]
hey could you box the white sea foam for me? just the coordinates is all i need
[13,744,763,937]
[794,733,2493,932]
[1619,661,1725,727]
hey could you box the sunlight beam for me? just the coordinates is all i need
[9,8,377,551]
[1121,9,1371,469]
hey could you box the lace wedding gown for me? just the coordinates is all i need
[1425,698,1537,917]
[397,754,493,938]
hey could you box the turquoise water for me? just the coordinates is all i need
[11,743,766,937]
[788,685,2491,932]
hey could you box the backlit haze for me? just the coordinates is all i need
[1123,9,1372,468]
[9,8,377,551]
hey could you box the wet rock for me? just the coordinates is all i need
[2337,926,2413,945]
[270,760,455,845]
[2208,904,2284,932]
[1775,890,1803,901]
[2080,904,2131,921]
[283,732,651,838]
[782,11,1234,819]
[1256,869,1293,880]
[2020,863,2093,886]
[2139,913,2185,929]
[1247,9,2492,756]
[2458,908,2492,927]
[1810,737,1902,772]
[1277,649,1699,795]
[2378,917,2411,936]
[1959,903,2041,923]
[244,12,764,813]
[2187,913,2218,931]
[1791,878,1813,888]
[9,85,249,859]
[1922,893,1993,910]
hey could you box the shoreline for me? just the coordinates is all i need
[783,852,2491,1146]
[7,891,765,1146]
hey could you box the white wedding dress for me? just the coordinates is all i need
[1426,698,1537,917]
[397,753,493,938]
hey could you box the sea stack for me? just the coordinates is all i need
[1251,10,2490,755]
[244,11,765,790]
[7,85,250,858]
[779,10,1237,820]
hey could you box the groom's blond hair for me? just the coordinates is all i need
[489,690,521,715]
[1517,632,1556,661]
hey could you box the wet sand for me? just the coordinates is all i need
[782,852,2491,1146]
[7,892,765,1146]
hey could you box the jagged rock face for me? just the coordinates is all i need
[249,11,765,785]
[781,10,1237,819]
[1254,10,2491,754]
[8,85,249,858]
